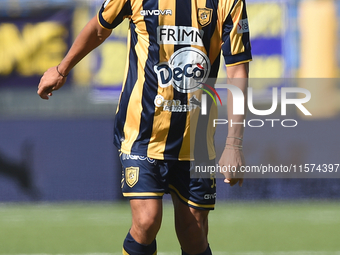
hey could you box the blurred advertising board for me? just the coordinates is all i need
[0,4,75,87]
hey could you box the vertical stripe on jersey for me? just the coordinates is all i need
[190,0,206,54]
[221,0,244,62]
[192,82,215,160]
[195,0,219,161]
[240,0,251,54]
[181,90,200,159]
[205,54,220,160]
[114,23,138,149]
[208,26,221,66]
[190,54,219,160]
[194,0,219,58]
[229,0,245,55]
[164,0,192,160]
[208,0,224,66]
[157,0,176,63]
[116,27,131,114]
[147,0,176,160]
[181,0,204,158]
[181,0,219,159]
[207,95,218,159]
[130,0,160,156]
[121,1,149,153]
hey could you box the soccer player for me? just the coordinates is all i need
[38,0,251,254]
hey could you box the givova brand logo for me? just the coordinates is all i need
[140,9,172,16]
[154,47,211,93]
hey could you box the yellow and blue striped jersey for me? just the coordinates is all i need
[98,0,252,160]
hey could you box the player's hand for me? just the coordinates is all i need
[37,66,67,100]
[218,147,245,187]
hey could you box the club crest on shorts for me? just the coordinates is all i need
[126,167,139,188]
[198,8,212,27]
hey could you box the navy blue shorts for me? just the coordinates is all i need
[119,152,216,210]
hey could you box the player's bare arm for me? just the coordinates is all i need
[218,62,249,187]
[37,16,112,100]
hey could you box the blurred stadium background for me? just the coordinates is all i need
[0,0,340,254]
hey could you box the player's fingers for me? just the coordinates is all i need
[37,87,45,98]
[226,177,242,187]
[225,178,237,186]
[224,171,236,183]
[38,92,49,100]
[229,179,238,186]
[37,86,53,100]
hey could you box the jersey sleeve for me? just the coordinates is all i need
[221,0,252,66]
[98,0,132,30]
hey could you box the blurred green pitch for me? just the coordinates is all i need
[0,201,339,254]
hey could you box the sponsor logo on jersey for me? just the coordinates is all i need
[157,26,204,46]
[140,9,172,16]
[237,19,249,34]
[154,95,165,107]
[154,95,201,112]
[154,47,211,93]
[126,167,139,188]
[198,8,213,27]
